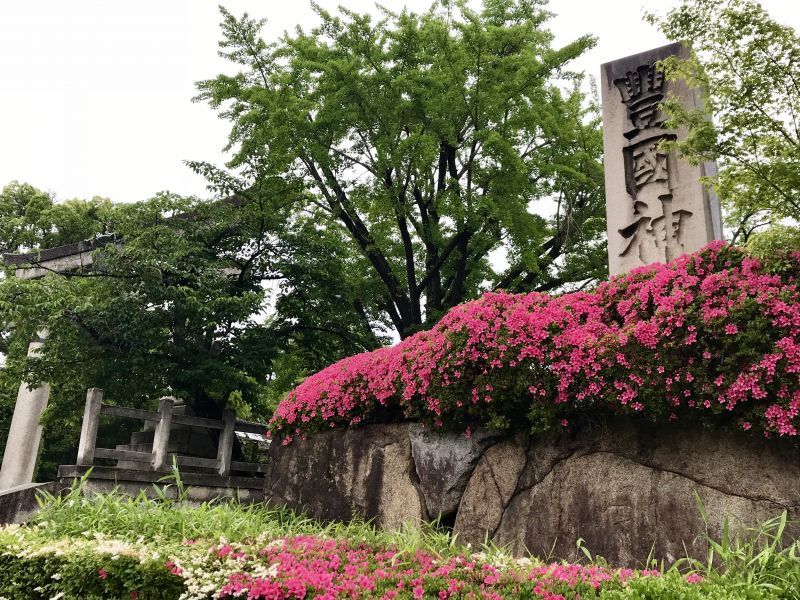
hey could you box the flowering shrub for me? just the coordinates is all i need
[271,242,800,441]
[0,525,695,599]
[205,536,660,600]
[0,526,183,599]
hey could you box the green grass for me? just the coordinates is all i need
[31,469,466,560]
[671,493,800,596]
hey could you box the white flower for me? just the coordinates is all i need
[515,557,533,567]
[471,551,487,561]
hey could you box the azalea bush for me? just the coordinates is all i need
[0,531,183,600]
[271,242,800,442]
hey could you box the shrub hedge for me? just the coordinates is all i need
[271,242,800,442]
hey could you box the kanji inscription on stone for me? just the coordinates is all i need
[601,42,724,276]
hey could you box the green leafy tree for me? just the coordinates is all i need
[0,182,387,477]
[193,0,606,339]
[1,193,275,418]
[0,181,114,254]
[647,0,800,243]
[744,223,800,258]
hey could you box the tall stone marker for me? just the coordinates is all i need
[601,42,723,276]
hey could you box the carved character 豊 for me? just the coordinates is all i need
[613,63,666,138]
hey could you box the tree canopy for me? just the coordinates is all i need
[194,0,606,339]
[647,0,800,246]
[0,182,115,256]
[0,184,356,412]
[0,189,281,477]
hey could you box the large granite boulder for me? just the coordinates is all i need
[265,418,800,566]
[265,423,500,528]
[265,424,427,528]
[456,419,800,565]
[452,434,528,544]
[408,424,502,521]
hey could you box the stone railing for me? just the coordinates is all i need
[76,388,268,476]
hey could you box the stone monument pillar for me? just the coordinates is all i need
[0,330,50,490]
[601,42,724,276]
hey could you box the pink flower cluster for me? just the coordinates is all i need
[271,242,800,441]
[216,535,657,599]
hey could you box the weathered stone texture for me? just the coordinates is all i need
[0,482,56,524]
[265,424,427,529]
[487,420,800,565]
[56,465,266,505]
[265,419,800,566]
[409,424,502,520]
[453,435,527,546]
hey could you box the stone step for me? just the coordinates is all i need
[130,431,155,445]
[115,443,153,454]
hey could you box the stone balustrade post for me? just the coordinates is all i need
[216,409,236,476]
[151,396,174,471]
[76,388,104,466]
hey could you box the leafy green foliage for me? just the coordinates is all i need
[0,183,118,479]
[679,494,800,596]
[1,193,274,419]
[0,180,390,478]
[745,224,800,258]
[646,0,800,243]
[194,0,606,339]
[0,181,114,255]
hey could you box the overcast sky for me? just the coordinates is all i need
[1,0,799,205]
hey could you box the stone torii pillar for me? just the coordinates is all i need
[0,236,117,490]
[0,330,50,490]
[601,42,724,276]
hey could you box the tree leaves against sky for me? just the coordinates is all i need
[648,0,800,247]
[193,0,607,339]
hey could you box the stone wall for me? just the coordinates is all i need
[265,418,800,566]
[57,465,267,504]
[0,482,56,524]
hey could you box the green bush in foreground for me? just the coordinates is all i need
[0,481,797,599]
